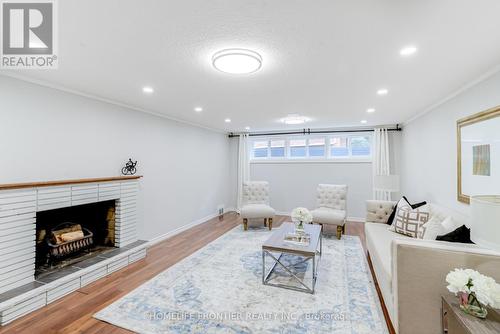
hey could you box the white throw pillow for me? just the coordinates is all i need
[419,216,444,240]
[440,216,461,235]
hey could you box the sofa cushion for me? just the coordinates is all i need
[311,207,346,225]
[366,223,406,288]
[240,204,275,219]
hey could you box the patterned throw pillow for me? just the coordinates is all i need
[393,204,430,238]
[386,196,427,225]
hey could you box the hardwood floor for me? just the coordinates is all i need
[0,213,390,334]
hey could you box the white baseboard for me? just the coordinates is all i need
[147,209,235,247]
[225,207,237,214]
[146,218,213,247]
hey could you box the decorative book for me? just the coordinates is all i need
[284,232,311,246]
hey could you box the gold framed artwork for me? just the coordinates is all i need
[457,106,500,204]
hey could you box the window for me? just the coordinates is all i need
[308,138,326,157]
[250,133,372,160]
[289,138,306,157]
[270,139,285,157]
[350,136,371,156]
[330,137,348,157]
[252,140,269,158]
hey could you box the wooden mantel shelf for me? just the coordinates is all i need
[0,175,143,191]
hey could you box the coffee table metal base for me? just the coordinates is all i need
[262,245,321,294]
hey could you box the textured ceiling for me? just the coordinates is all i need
[3,0,500,132]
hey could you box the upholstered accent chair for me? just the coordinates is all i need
[310,184,348,239]
[240,181,275,231]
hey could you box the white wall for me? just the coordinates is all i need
[0,75,235,241]
[401,70,500,216]
[248,132,402,219]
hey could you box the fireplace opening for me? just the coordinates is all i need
[35,201,117,278]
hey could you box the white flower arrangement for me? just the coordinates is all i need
[446,268,500,309]
[291,207,313,224]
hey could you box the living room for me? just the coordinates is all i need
[0,1,500,333]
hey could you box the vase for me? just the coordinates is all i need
[295,221,305,234]
[459,292,488,319]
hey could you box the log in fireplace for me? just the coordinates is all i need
[35,200,117,277]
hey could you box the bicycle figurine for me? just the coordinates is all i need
[122,159,137,175]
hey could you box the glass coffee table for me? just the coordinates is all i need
[262,222,322,294]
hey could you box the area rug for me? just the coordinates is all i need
[94,226,388,334]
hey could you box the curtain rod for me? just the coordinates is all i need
[228,124,401,138]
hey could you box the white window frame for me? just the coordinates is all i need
[328,134,373,159]
[249,133,373,163]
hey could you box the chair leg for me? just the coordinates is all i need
[243,218,248,231]
[268,218,273,230]
[263,218,267,227]
[336,225,343,240]
[342,224,346,235]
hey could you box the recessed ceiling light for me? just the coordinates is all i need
[245,126,250,130]
[361,120,368,124]
[212,49,262,74]
[224,118,231,123]
[366,108,376,113]
[377,88,389,95]
[194,107,203,112]
[400,45,417,56]
[280,114,310,125]
[142,86,154,94]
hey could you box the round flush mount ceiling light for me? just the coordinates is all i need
[366,108,376,113]
[224,118,232,123]
[245,126,251,130]
[377,88,389,96]
[360,120,368,124]
[142,86,154,94]
[281,114,310,125]
[212,49,262,74]
[194,107,203,112]
[400,45,417,56]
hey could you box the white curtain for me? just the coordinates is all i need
[237,134,250,211]
[373,128,391,200]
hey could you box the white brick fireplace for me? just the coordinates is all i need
[0,176,147,325]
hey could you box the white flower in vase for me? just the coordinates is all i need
[446,268,500,318]
[291,207,312,233]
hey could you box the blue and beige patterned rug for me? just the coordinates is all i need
[94,226,388,333]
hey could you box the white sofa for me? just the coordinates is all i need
[365,200,500,334]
